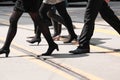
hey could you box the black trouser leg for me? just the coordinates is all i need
[99,1,120,34]
[78,0,104,48]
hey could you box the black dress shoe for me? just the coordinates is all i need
[69,48,90,54]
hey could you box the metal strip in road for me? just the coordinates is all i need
[56,63,104,80]
[10,48,77,80]
[0,38,87,80]
[0,37,112,80]
[1,20,120,79]
[45,59,103,80]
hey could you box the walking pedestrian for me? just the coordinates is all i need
[27,0,77,44]
[47,6,62,41]
[0,0,58,57]
[69,0,120,54]
[27,6,63,44]
[40,0,77,43]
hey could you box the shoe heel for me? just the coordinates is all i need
[42,44,59,56]
[5,52,9,57]
[37,41,40,45]
[56,46,59,51]
[0,49,10,57]
[27,38,41,45]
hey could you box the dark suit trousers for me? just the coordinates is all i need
[78,0,120,48]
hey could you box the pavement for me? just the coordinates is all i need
[0,21,120,80]
[0,2,120,80]
[0,1,14,6]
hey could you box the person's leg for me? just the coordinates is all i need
[47,7,62,40]
[99,1,120,34]
[40,4,62,38]
[27,0,43,36]
[39,3,52,26]
[27,4,53,45]
[28,13,38,36]
[27,13,42,45]
[52,22,62,40]
[0,11,23,57]
[52,22,61,40]
[47,7,65,25]
[27,3,52,45]
[69,0,104,54]
[51,19,61,38]
[55,1,77,43]
[32,11,59,56]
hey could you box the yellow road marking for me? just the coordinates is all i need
[0,18,34,31]
[0,19,9,25]
[90,45,120,57]
[1,21,120,80]
[95,28,119,36]
[59,63,104,80]
[0,18,119,36]
[11,48,76,80]
[0,37,109,80]
[11,44,103,80]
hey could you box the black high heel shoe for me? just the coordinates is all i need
[0,48,10,57]
[42,44,59,56]
[27,37,41,45]
[64,35,77,43]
